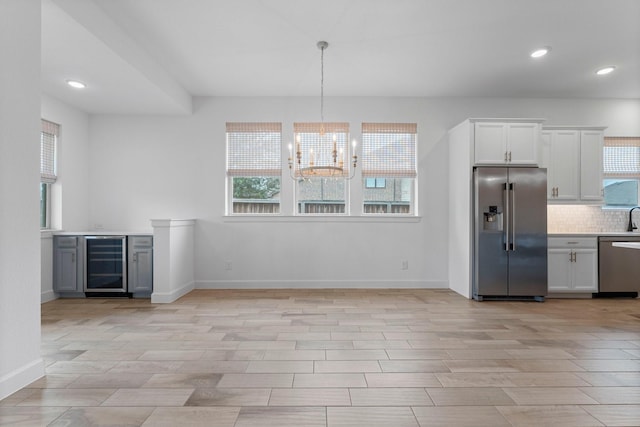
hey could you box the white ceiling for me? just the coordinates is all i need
[41,0,640,115]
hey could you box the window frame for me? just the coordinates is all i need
[40,182,51,229]
[602,136,640,209]
[292,122,351,216]
[226,122,282,215]
[40,119,58,229]
[361,123,418,216]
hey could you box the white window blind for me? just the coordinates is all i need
[226,122,282,177]
[361,123,417,178]
[41,119,59,184]
[293,122,349,174]
[604,137,640,178]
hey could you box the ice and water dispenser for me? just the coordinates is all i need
[482,205,503,231]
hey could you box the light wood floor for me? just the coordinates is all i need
[1,289,639,426]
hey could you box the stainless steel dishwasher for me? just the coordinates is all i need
[597,236,640,297]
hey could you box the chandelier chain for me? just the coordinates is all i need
[320,43,325,129]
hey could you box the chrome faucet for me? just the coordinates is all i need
[628,206,640,232]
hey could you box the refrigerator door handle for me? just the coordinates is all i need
[503,183,509,252]
[510,182,516,251]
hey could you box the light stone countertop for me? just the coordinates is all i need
[53,231,153,236]
[548,231,640,237]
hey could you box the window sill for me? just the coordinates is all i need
[601,206,638,211]
[223,215,421,223]
[40,229,57,238]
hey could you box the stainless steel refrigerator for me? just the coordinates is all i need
[473,167,547,301]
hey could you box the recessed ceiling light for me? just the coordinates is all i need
[595,66,615,75]
[530,47,551,58]
[66,80,86,89]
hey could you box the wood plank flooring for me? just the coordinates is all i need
[1,289,639,426]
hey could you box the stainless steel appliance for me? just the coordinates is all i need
[473,167,547,301]
[597,235,640,297]
[84,236,127,294]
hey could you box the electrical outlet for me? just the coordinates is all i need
[224,261,233,270]
[401,260,409,270]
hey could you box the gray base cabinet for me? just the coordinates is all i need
[128,236,153,297]
[53,234,153,298]
[53,236,84,296]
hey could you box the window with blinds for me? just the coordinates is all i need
[41,119,59,184]
[40,119,59,229]
[294,122,349,214]
[293,122,350,173]
[361,123,417,214]
[603,137,640,207]
[226,122,282,214]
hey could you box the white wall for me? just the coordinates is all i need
[0,0,45,400]
[81,96,639,291]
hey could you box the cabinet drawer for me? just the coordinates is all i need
[55,236,78,248]
[130,236,153,247]
[548,237,597,249]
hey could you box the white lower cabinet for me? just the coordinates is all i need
[548,237,598,293]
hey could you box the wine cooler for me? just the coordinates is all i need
[84,236,127,294]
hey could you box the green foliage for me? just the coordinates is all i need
[233,177,280,199]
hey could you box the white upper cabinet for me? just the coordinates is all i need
[542,130,579,200]
[580,130,605,201]
[542,126,605,203]
[474,121,541,166]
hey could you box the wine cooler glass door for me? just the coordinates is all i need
[84,236,127,293]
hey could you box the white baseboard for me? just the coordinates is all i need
[151,281,195,303]
[0,358,45,401]
[195,279,447,290]
[41,290,57,304]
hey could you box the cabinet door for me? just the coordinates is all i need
[540,131,553,197]
[572,249,598,292]
[507,123,538,165]
[130,248,153,293]
[54,248,78,292]
[547,249,572,292]
[549,131,579,201]
[474,123,507,165]
[580,130,604,202]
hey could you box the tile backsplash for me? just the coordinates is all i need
[547,205,634,233]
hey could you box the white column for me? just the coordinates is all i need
[151,219,196,303]
[0,0,45,399]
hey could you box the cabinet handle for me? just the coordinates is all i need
[133,253,138,263]
[508,151,512,162]
[573,251,577,263]
[504,151,508,162]
[71,253,75,263]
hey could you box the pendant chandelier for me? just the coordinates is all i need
[288,41,357,180]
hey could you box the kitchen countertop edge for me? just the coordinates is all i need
[53,231,153,236]
[549,232,640,237]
